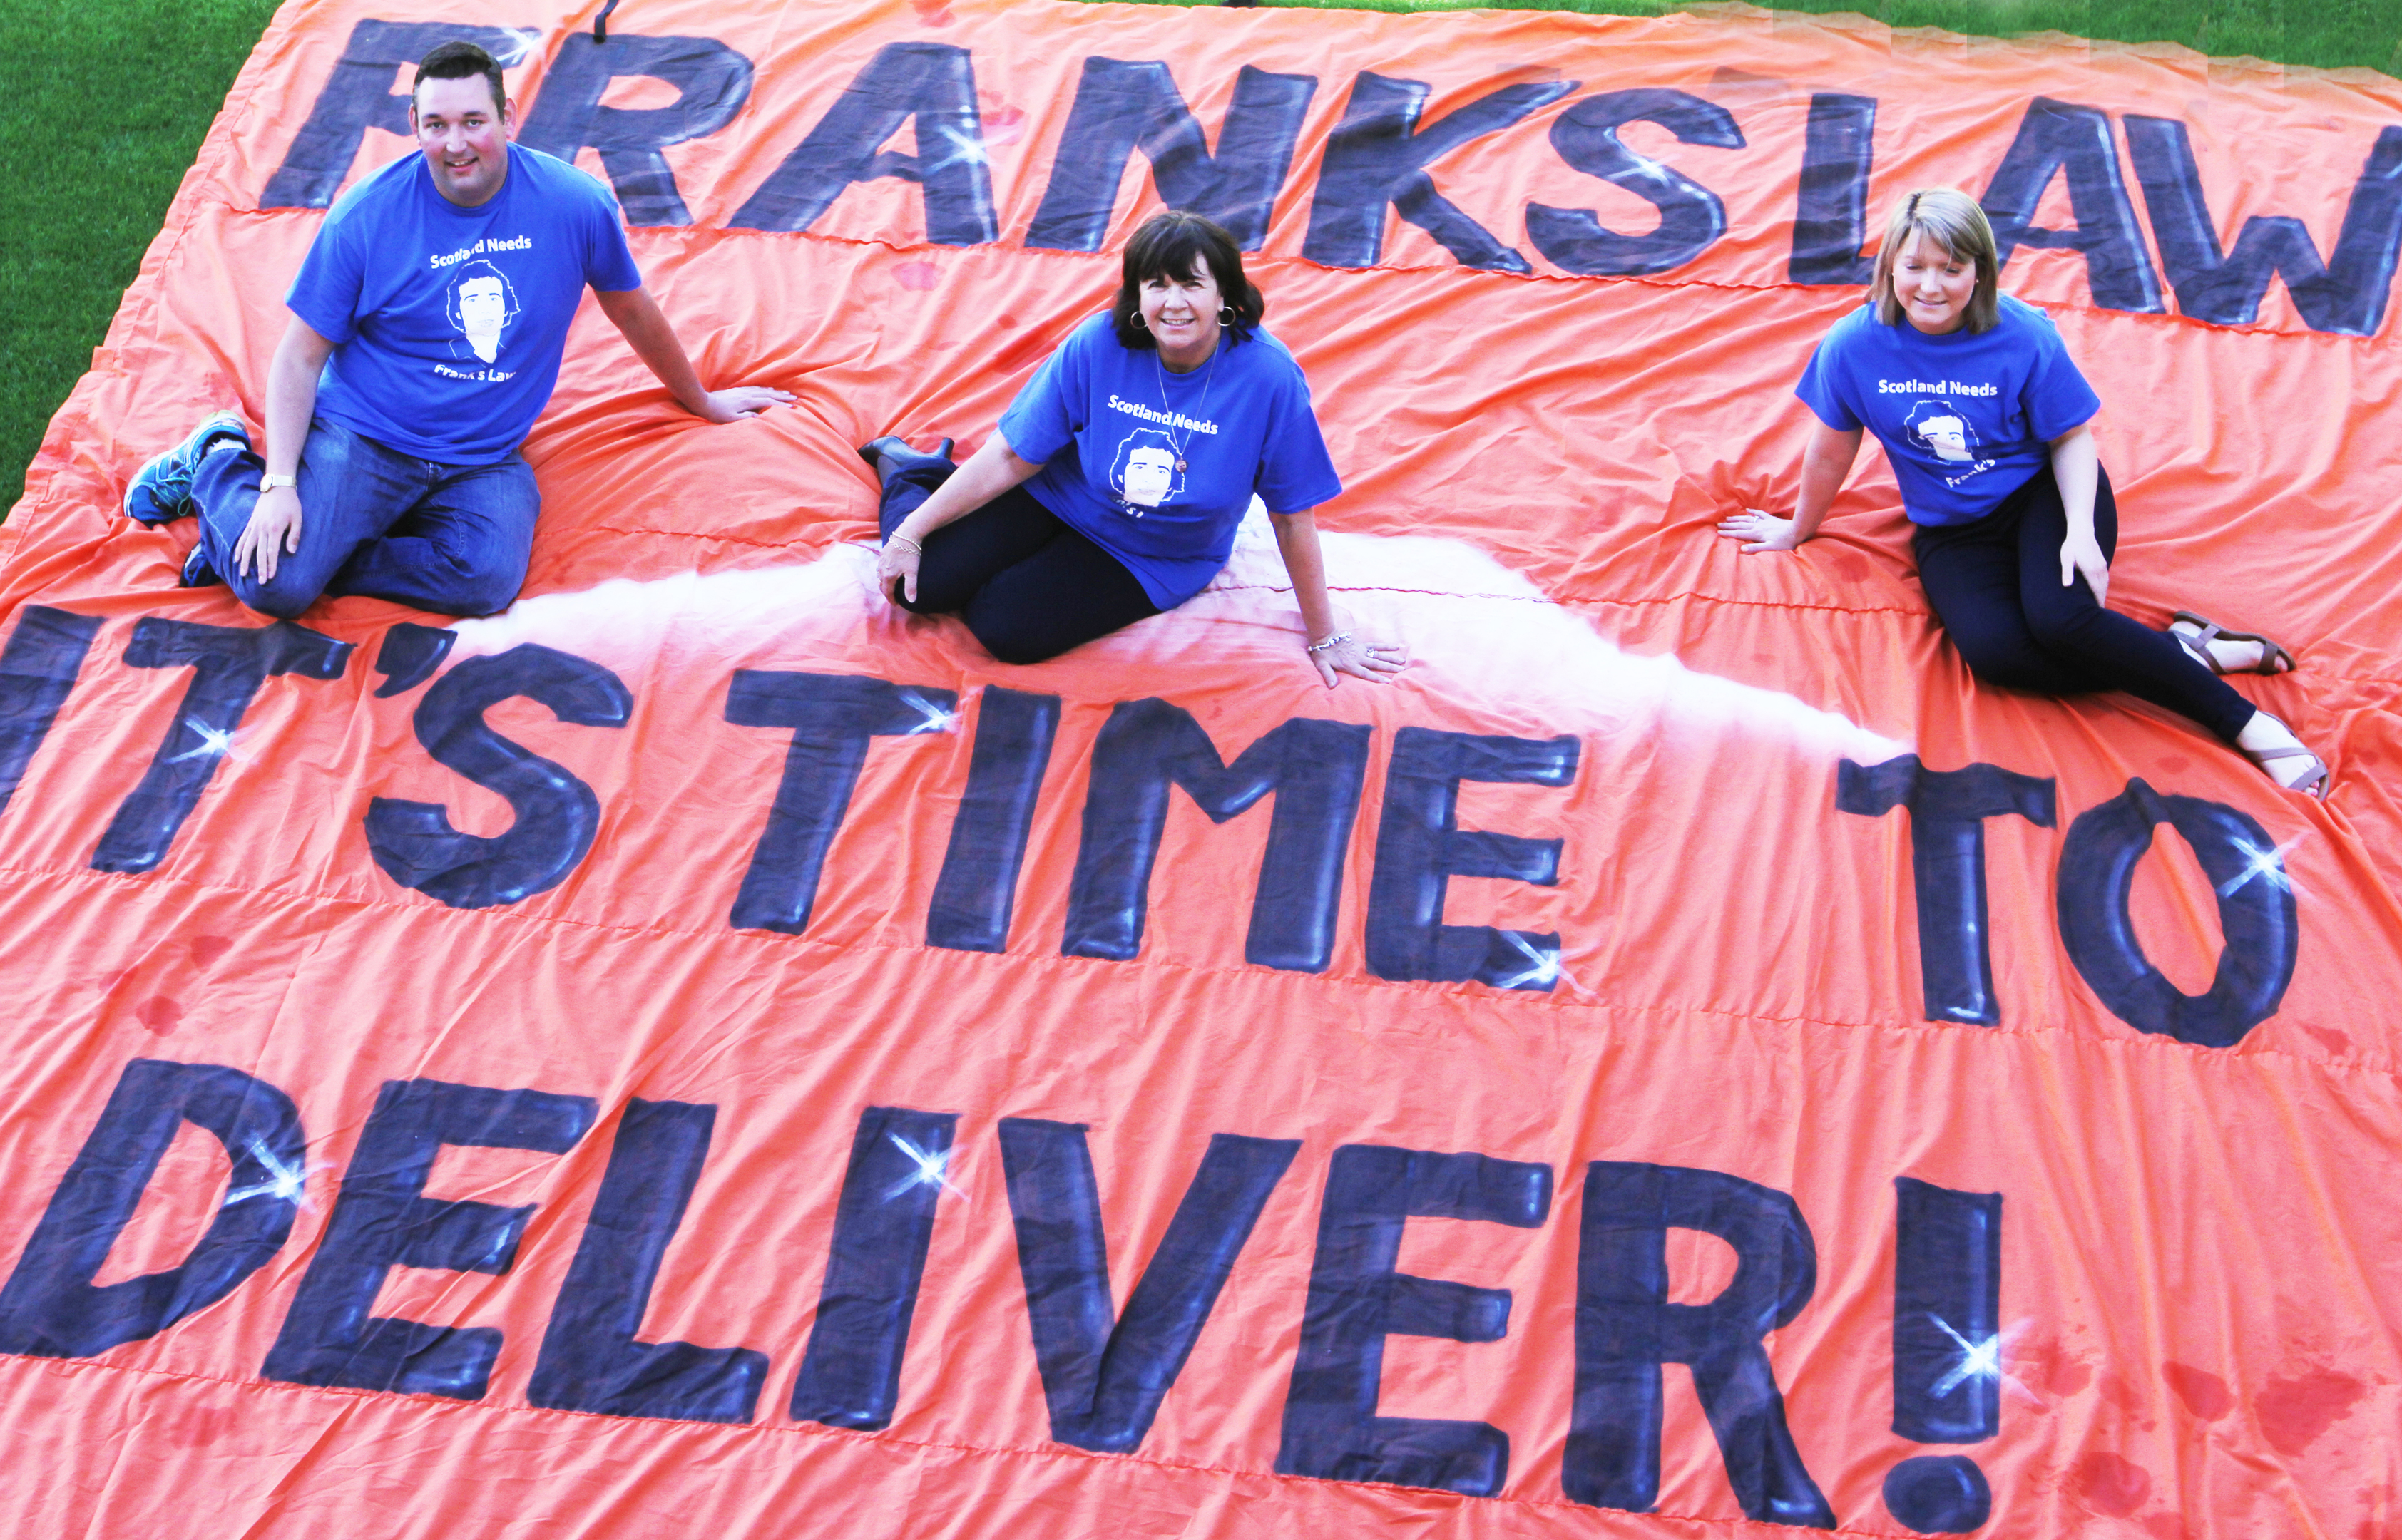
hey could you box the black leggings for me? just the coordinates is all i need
[1912,464,2256,741]
[879,461,1161,664]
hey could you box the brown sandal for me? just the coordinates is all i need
[2172,611,2298,675]
[2241,714,2329,799]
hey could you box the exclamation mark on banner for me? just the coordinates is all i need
[1884,1176,2003,1534]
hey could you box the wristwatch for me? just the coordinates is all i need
[260,473,297,491]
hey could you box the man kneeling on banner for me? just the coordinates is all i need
[123,40,790,619]
[864,212,1406,684]
[1719,188,2327,797]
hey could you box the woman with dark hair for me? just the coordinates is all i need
[1718,188,2326,796]
[862,211,1405,683]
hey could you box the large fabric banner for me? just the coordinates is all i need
[2,0,2398,1534]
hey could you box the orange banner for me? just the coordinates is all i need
[1,1,2398,1536]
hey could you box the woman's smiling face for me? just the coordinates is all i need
[1140,258,1223,366]
[1893,230,1978,335]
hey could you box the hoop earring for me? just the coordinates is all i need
[1217,305,1236,326]
[1130,312,1148,330]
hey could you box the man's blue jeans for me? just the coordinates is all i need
[188,416,540,619]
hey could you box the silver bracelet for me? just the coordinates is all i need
[887,534,923,554]
[1305,632,1353,654]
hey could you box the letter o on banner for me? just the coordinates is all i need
[2055,779,2299,1048]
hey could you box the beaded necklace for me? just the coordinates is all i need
[1152,330,1222,473]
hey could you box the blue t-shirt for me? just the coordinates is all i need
[1794,295,2102,526]
[287,144,645,465]
[997,316,1344,607]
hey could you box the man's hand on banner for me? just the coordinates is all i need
[235,484,305,580]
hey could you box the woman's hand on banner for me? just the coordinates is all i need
[695,385,794,423]
[1305,610,1408,689]
[1717,508,1802,553]
[2059,528,2110,607]
[877,533,923,605]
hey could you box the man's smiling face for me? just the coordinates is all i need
[411,73,512,208]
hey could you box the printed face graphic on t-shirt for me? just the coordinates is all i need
[1919,414,1971,461]
[1904,400,1978,463]
[1111,429,1185,513]
[445,260,521,364]
[1125,446,1175,505]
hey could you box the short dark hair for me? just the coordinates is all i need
[1109,212,1265,351]
[413,41,506,117]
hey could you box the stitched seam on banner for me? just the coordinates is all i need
[513,220,2369,340]
[1200,582,1934,618]
[0,1352,1949,1536]
[5,860,2387,1084]
[487,534,1947,620]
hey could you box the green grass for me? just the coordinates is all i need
[1262,0,2402,76]
[3,0,2396,510]
[0,0,283,506]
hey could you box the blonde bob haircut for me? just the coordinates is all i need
[1870,188,2001,334]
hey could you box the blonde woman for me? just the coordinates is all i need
[1719,188,2324,796]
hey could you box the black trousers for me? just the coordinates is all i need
[1912,464,2256,741]
[878,461,1161,665]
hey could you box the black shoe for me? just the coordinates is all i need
[856,436,956,485]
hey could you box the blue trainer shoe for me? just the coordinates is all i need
[126,411,247,525]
